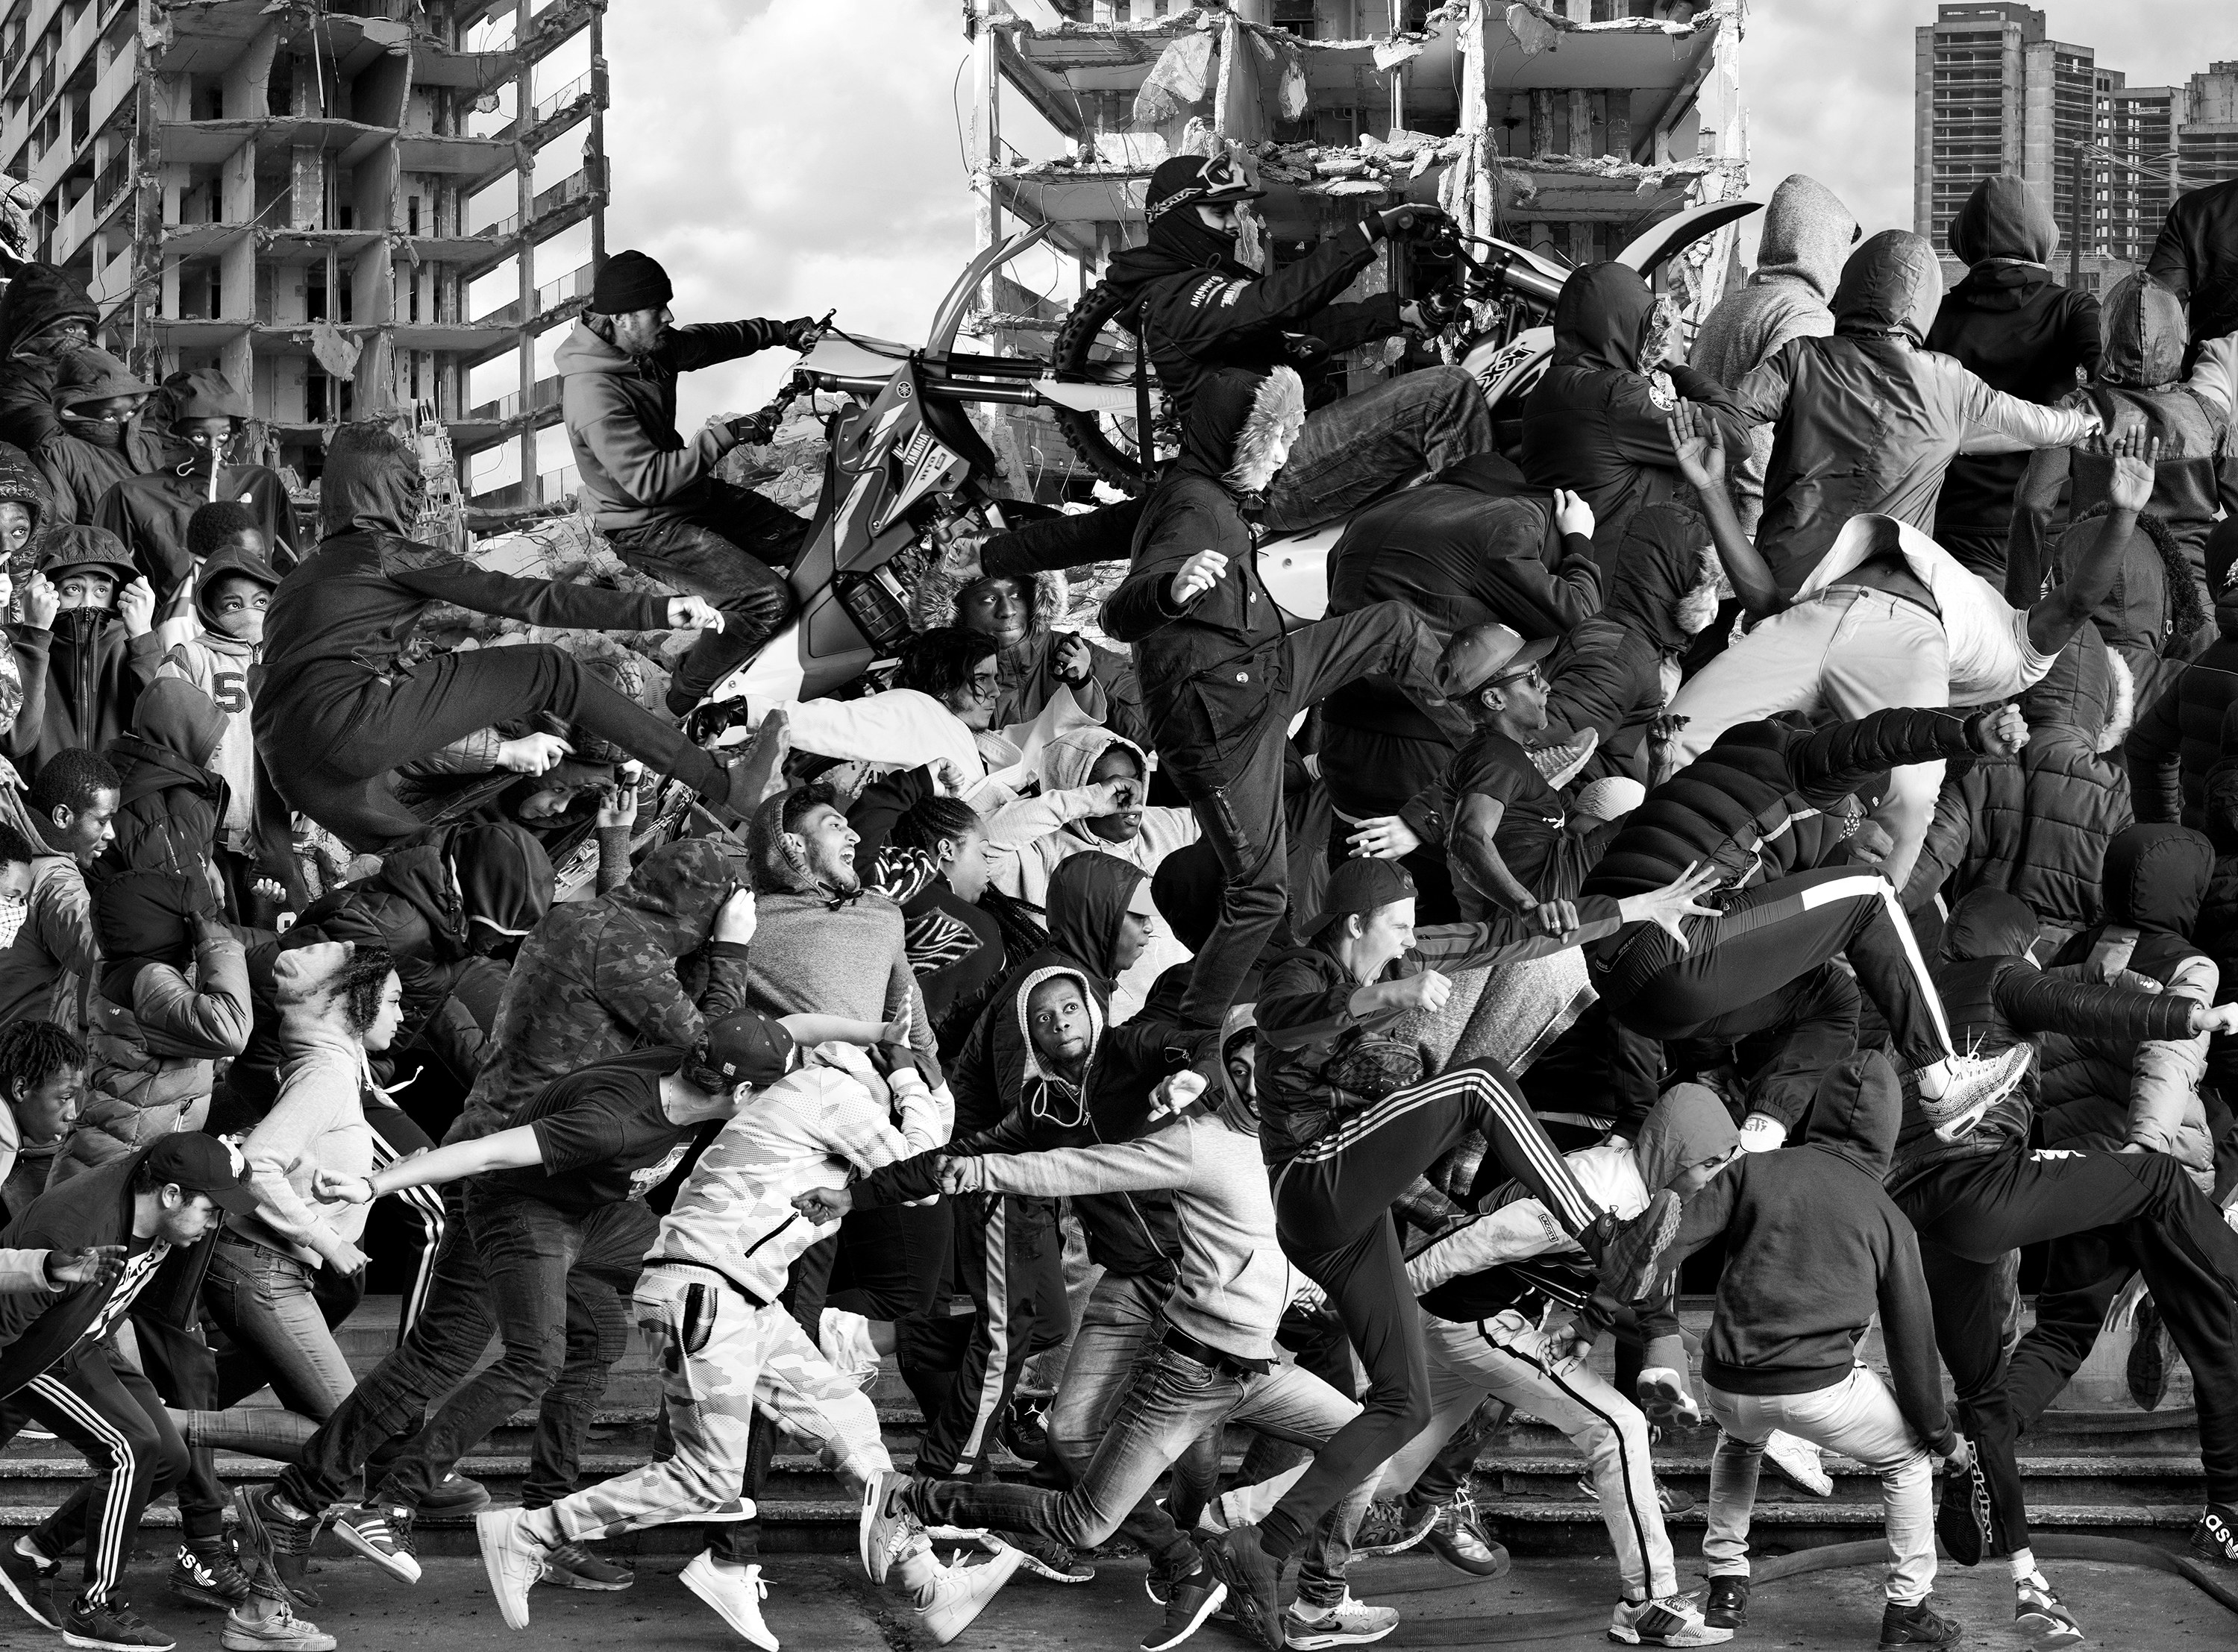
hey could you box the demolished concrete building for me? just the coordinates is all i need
[965,1,1748,490]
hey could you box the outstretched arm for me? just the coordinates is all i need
[1668,402,1785,618]
[2025,430,2157,659]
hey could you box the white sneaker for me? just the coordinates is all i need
[913,1543,1024,1645]
[1635,1368,1703,1429]
[1917,1045,2033,1142]
[1608,1594,1732,1646]
[222,1598,336,1652]
[474,1510,548,1631]
[1763,1430,1832,1497]
[1282,1589,1399,1648]
[860,1472,920,1586]
[680,1553,778,1651]
[818,1309,882,1388]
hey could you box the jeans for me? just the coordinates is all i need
[903,1339,1370,1610]
[1705,1368,1934,1606]
[1045,1273,1169,1473]
[606,478,802,714]
[203,1234,356,1422]
[1262,367,1496,533]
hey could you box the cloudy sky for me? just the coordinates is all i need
[599,1,2236,433]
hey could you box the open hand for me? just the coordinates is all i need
[1620,861,1722,952]
[118,576,155,638]
[1667,401,1725,491]
[313,1169,375,1205]
[496,731,572,776]
[1170,550,1228,605]
[2104,427,2162,514]
[1347,816,1422,861]
[1551,487,1595,539]
[668,595,725,632]
[46,1246,127,1287]
[1972,703,2031,759]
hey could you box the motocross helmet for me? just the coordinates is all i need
[1145,152,1264,222]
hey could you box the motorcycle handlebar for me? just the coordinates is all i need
[1479,248,1566,308]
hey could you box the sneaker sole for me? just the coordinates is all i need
[1635,1376,1702,1430]
[474,1513,533,1631]
[65,1633,177,1652]
[1013,1552,1095,1584]
[1200,1540,1282,1652]
[859,1474,894,1586]
[221,1636,336,1652]
[2013,1612,2081,1649]
[1141,1583,1228,1652]
[680,1557,778,1652]
[1354,1521,1435,1559]
[329,1517,421,1585]
[0,1568,61,1631]
[537,1563,635,1592]
[171,1580,250,1612]
[1282,1621,1398,1649]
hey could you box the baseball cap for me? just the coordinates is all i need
[1300,856,1417,941]
[1441,622,1558,698]
[141,1134,260,1215]
[1127,875,1159,919]
[689,1010,797,1092]
[1145,152,1265,222]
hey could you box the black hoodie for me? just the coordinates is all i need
[256,423,667,739]
[1103,212,1396,418]
[1925,177,2101,568]
[0,265,98,456]
[1664,1052,1954,1451]
[95,455,298,607]
[101,676,229,879]
[1520,263,1740,562]
[13,525,162,774]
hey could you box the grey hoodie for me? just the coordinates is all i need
[1691,176,1858,530]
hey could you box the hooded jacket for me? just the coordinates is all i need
[13,527,163,774]
[257,423,667,738]
[31,348,174,530]
[1725,230,2096,585]
[2038,823,2218,1166]
[159,540,280,855]
[95,453,298,608]
[1536,501,1717,785]
[1103,211,1397,419]
[224,823,555,1122]
[1692,175,1858,531]
[981,723,1198,1020]
[557,315,799,534]
[2124,520,2238,830]
[0,265,98,456]
[741,788,939,1076]
[443,835,753,1146]
[2144,173,2238,348]
[1905,631,2134,929]
[1891,888,2197,1191]
[1103,369,1301,781]
[229,940,377,1269]
[0,444,46,747]
[55,869,251,1182]
[909,554,1144,744]
[1520,263,1743,562]
[1667,1052,1953,1450]
[1922,177,2101,573]
[101,676,228,880]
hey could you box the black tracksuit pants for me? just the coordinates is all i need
[268,647,728,852]
[1594,864,1955,1126]
[1261,1060,1600,1558]
[1895,1143,2238,1552]
[1170,600,1460,1028]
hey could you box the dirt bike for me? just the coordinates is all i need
[701,196,1758,711]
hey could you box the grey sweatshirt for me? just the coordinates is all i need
[956,1108,1292,1360]
[742,892,938,1074]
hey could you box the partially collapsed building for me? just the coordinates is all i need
[965,0,1747,488]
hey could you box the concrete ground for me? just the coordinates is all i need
[104,1549,2238,1652]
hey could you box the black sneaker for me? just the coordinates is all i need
[232,1487,322,1611]
[1141,1571,1228,1652]
[1582,1190,1683,1302]
[1704,1577,1749,1630]
[1934,1456,1989,1568]
[1199,1526,1284,1652]
[2128,1297,2169,1411]
[171,1538,254,1609]
[1421,1491,1508,1577]
[1877,1598,1962,1649]
[1350,1498,1438,1558]
[414,1472,494,1520]
[2192,1501,2238,1568]
[0,1534,63,1629]
[63,1595,175,1651]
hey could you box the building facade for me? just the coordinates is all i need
[0,0,606,502]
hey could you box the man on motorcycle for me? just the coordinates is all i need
[558,250,819,714]
[1104,152,1496,533]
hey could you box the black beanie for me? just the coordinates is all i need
[591,249,672,315]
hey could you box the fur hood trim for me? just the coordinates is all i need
[909,556,1068,639]
[1225,366,1306,495]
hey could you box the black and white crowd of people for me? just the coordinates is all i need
[0,148,2235,1652]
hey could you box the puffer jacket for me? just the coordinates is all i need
[1690,173,1858,533]
[2038,824,2218,1168]
[1891,888,2197,1192]
[1925,177,2101,575]
[443,835,750,1145]
[909,550,1143,743]
[557,316,800,535]
[53,872,251,1184]
[1904,631,2134,930]
[2144,173,2238,348]
[101,676,229,879]
[2193,758,2238,1100]
[1725,230,2096,586]
[1520,263,1741,562]
[2122,519,2238,829]
[1538,501,1716,785]
[0,264,98,455]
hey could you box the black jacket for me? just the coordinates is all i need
[0,265,98,456]
[1582,706,1993,902]
[1103,219,1397,418]
[2145,175,2238,349]
[2125,563,2238,831]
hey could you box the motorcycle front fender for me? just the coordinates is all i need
[1256,522,1345,624]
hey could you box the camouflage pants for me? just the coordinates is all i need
[548,1263,889,1544]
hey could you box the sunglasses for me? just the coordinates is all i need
[1488,663,1546,691]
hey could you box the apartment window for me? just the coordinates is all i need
[407,354,421,399]
[406,196,420,236]
[306,274,327,321]
[408,277,420,322]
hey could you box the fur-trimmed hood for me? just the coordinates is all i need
[1177,366,1306,496]
[2019,629,2136,756]
[910,556,1068,641]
